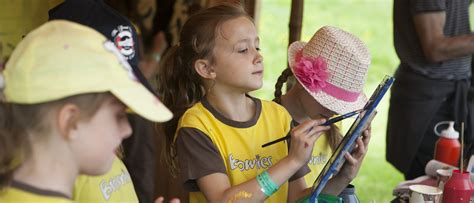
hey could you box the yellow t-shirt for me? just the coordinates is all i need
[176,97,298,203]
[304,133,333,186]
[73,156,138,203]
[0,181,72,203]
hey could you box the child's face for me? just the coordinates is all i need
[299,87,336,119]
[210,16,263,92]
[70,95,132,175]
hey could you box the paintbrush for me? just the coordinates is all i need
[261,109,363,148]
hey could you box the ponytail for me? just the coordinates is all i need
[273,68,293,103]
[327,123,343,151]
[156,45,205,176]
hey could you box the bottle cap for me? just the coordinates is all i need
[440,121,459,139]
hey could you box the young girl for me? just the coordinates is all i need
[157,4,330,203]
[274,26,372,198]
[0,20,172,202]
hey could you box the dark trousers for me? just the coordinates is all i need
[387,66,473,180]
[387,66,461,179]
[404,96,454,180]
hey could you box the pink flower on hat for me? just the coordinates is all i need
[294,56,329,92]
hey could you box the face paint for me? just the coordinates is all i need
[228,191,253,203]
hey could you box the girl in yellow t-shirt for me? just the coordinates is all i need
[0,20,172,203]
[273,26,372,200]
[157,4,330,203]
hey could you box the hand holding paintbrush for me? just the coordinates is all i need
[262,109,364,148]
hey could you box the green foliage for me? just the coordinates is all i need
[253,1,474,202]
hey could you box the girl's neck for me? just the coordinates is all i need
[280,88,310,123]
[206,91,255,122]
[14,136,77,198]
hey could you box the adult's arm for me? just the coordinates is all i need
[414,11,474,63]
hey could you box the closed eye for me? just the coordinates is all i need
[238,48,248,53]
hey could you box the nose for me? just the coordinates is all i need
[253,50,263,65]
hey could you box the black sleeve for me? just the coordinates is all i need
[176,127,227,191]
[409,0,446,15]
[122,114,156,203]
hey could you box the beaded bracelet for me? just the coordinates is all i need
[256,171,279,196]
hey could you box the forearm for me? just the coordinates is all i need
[426,34,474,62]
[320,149,365,196]
[288,185,312,203]
[320,173,352,196]
[413,11,474,63]
[203,157,303,202]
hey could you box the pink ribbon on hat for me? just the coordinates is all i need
[294,51,360,102]
[321,83,360,102]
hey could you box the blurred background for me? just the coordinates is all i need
[1,0,473,202]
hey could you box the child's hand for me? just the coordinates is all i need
[338,125,371,181]
[288,119,330,166]
[155,196,180,203]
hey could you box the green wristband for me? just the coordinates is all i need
[256,171,279,196]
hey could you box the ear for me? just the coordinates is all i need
[194,59,216,79]
[57,104,81,140]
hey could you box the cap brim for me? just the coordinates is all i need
[111,81,172,122]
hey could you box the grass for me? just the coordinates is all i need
[251,1,474,202]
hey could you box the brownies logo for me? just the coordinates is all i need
[99,169,132,200]
[308,152,328,166]
[111,25,135,60]
[229,154,273,172]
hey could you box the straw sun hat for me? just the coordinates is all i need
[288,26,371,115]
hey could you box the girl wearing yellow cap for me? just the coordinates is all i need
[0,20,172,202]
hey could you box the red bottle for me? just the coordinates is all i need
[442,169,474,203]
[433,121,460,167]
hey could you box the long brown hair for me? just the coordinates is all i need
[0,93,109,190]
[156,4,250,176]
[273,68,342,150]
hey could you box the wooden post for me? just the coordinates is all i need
[242,0,260,30]
[289,0,303,45]
[286,0,303,90]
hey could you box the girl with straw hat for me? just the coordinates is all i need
[274,26,372,201]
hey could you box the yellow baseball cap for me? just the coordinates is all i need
[3,20,172,122]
